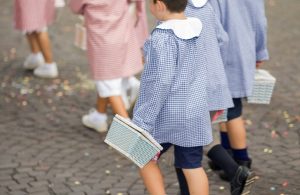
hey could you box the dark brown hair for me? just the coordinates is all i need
[153,0,188,13]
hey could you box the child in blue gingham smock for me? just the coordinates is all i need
[175,1,256,195]
[132,0,212,194]
[132,21,212,148]
[185,0,233,111]
[208,0,269,189]
[210,0,269,98]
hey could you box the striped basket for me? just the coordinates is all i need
[104,115,163,168]
[247,69,276,104]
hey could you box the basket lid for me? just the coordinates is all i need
[114,115,163,150]
[255,69,276,81]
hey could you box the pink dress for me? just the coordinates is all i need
[69,0,143,80]
[14,0,55,32]
[135,1,149,48]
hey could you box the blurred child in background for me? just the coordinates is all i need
[14,0,59,78]
[69,0,144,132]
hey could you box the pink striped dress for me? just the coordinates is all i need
[14,0,55,32]
[69,0,143,80]
[135,1,149,48]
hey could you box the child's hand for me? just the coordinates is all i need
[256,61,263,68]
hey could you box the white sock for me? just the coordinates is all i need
[31,52,42,58]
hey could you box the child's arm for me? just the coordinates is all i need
[69,0,86,15]
[128,0,144,26]
[209,2,228,46]
[255,1,269,62]
[128,0,143,14]
[132,34,177,133]
[214,11,228,47]
[209,0,223,22]
[256,61,263,68]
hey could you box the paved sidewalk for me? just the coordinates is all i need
[0,0,299,195]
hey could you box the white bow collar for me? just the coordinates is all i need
[190,0,208,8]
[156,17,202,39]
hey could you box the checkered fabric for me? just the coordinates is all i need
[14,0,55,32]
[185,0,233,111]
[209,0,269,98]
[133,27,213,147]
[69,0,143,80]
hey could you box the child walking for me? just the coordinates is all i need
[209,0,269,183]
[132,0,213,194]
[174,1,256,195]
[69,0,143,132]
[14,0,59,78]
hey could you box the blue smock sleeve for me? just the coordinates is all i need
[255,1,269,61]
[132,33,177,133]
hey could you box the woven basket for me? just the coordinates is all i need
[104,115,162,168]
[247,69,276,104]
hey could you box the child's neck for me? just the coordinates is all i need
[161,12,186,21]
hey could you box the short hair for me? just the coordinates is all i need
[153,0,188,13]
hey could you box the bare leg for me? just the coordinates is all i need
[226,117,247,149]
[183,168,209,195]
[97,96,108,114]
[26,32,41,53]
[108,96,129,118]
[36,31,53,63]
[139,161,166,195]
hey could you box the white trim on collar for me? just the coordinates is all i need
[156,17,202,39]
[191,0,208,8]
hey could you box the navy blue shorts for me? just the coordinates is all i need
[227,98,243,121]
[159,143,203,169]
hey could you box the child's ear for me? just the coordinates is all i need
[156,0,167,12]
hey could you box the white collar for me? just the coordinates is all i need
[156,17,202,39]
[190,0,208,8]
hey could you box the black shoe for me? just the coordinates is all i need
[235,158,252,169]
[219,158,252,182]
[230,166,256,195]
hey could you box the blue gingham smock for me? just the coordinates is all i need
[185,0,233,111]
[209,0,269,98]
[132,18,213,147]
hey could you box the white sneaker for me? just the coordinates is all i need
[34,62,58,78]
[23,53,44,70]
[82,109,108,133]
